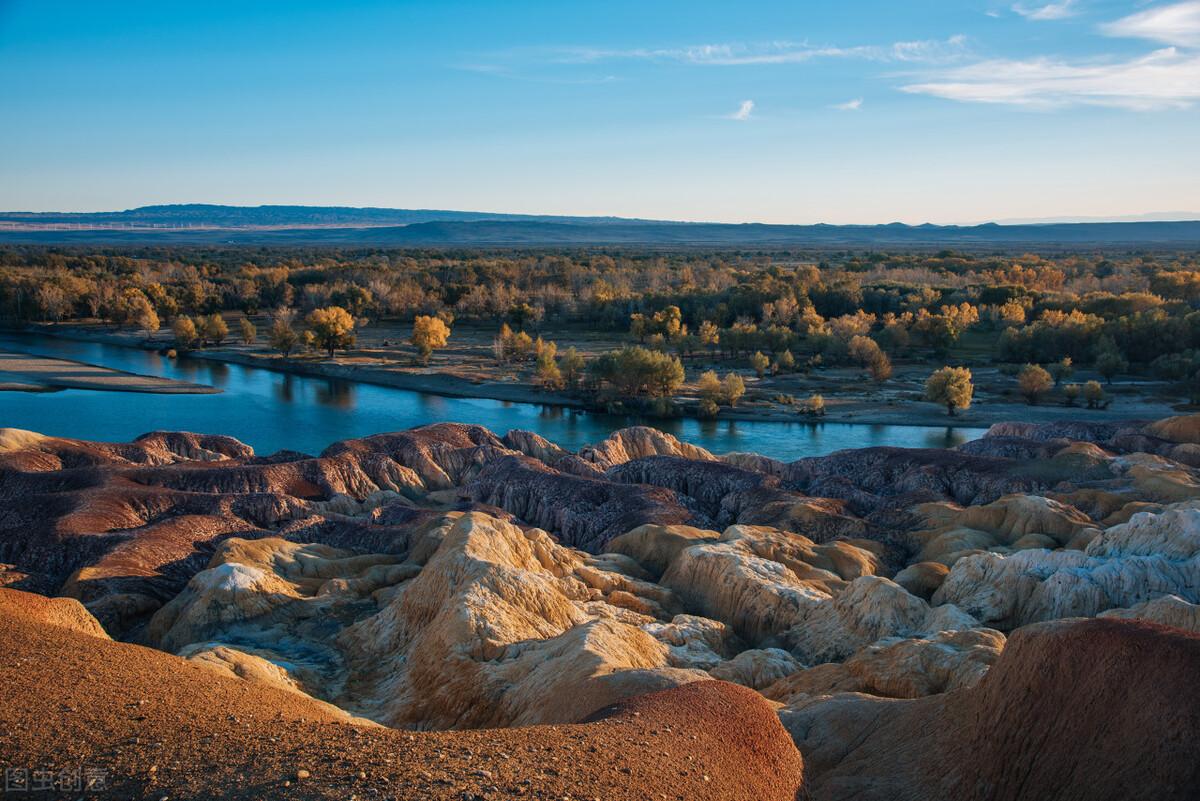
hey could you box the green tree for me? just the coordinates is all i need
[1018,364,1053,405]
[306,306,356,358]
[925,366,973,416]
[1096,350,1128,384]
[411,314,451,364]
[587,346,685,398]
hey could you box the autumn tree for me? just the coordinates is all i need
[776,350,796,373]
[926,366,973,416]
[268,312,299,358]
[307,306,356,358]
[629,313,647,343]
[559,346,585,389]
[698,320,720,356]
[848,335,892,381]
[202,313,228,346]
[534,342,563,389]
[697,370,722,403]
[997,300,1027,327]
[172,315,197,349]
[1084,380,1106,409]
[239,316,256,346]
[750,351,770,378]
[512,331,534,360]
[137,302,160,340]
[722,372,746,407]
[1049,356,1073,386]
[410,314,451,364]
[1018,364,1053,405]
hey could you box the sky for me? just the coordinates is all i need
[1,0,1198,224]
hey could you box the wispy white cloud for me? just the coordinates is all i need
[541,36,969,67]
[728,99,755,120]
[901,47,1200,110]
[833,98,864,111]
[1101,1,1200,47]
[1012,0,1079,21]
[458,63,619,84]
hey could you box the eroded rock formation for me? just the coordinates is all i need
[3,416,1200,799]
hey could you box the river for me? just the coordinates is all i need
[0,334,986,460]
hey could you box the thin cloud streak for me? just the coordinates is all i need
[1012,0,1079,21]
[1101,1,1200,47]
[526,36,970,67]
[834,98,864,110]
[901,47,1200,110]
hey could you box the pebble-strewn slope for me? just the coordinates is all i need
[2,418,1200,800]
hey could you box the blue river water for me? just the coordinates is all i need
[0,333,986,461]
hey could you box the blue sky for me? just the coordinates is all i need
[1,0,1197,223]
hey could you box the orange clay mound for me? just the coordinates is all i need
[0,588,803,801]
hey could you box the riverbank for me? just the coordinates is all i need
[0,350,219,394]
[20,322,1184,428]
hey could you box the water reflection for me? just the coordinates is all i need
[314,379,355,409]
[276,374,296,404]
[0,333,988,461]
[204,361,231,387]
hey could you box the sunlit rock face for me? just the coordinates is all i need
[3,416,1200,799]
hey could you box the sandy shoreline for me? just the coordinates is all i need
[0,350,220,395]
[16,324,1184,428]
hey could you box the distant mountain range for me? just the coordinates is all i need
[2,204,1198,248]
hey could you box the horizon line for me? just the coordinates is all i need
[1,202,1199,229]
